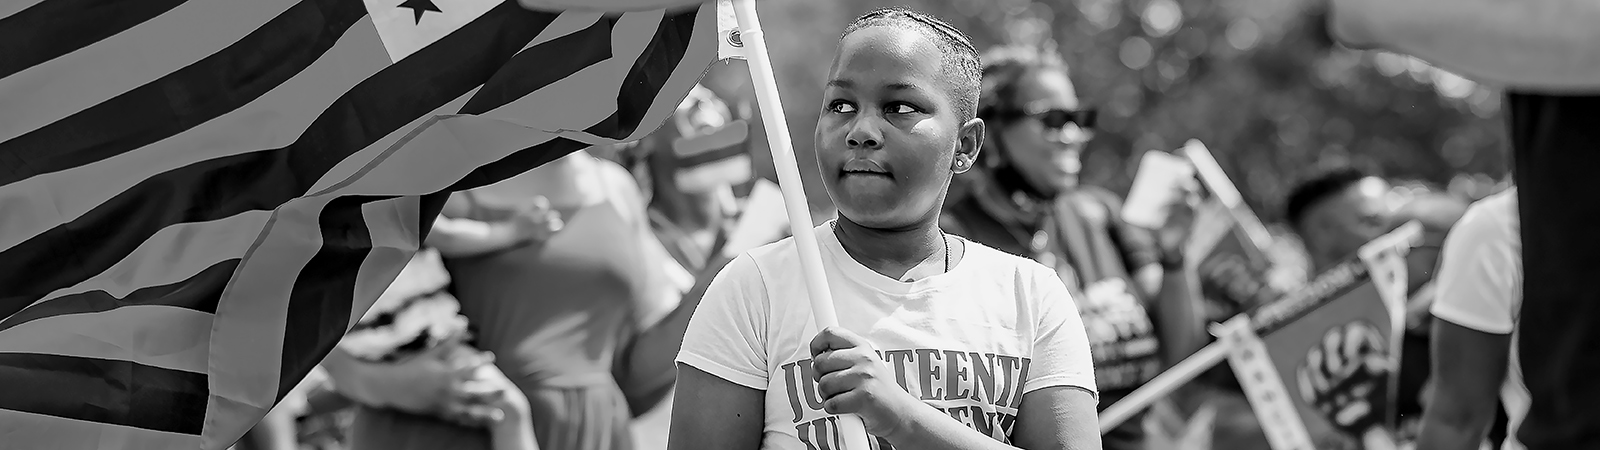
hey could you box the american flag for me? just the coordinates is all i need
[0,0,736,448]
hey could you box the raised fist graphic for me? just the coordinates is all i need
[1295,320,1392,437]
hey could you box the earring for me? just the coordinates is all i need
[954,158,969,172]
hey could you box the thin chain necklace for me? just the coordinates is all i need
[832,220,949,275]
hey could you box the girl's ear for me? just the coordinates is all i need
[953,118,985,174]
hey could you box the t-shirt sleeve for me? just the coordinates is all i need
[675,253,771,390]
[1429,201,1520,335]
[1021,262,1099,399]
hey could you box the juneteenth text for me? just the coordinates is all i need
[779,348,1035,450]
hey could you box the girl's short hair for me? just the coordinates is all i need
[841,7,982,121]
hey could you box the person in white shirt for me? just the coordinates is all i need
[665,7,1101,450]
[1415,187,1525,450]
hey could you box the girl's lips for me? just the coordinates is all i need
[842,158,888,174]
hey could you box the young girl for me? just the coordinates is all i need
[668,8,1101,450]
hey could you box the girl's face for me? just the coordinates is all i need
[993,69,1092,193]
[814,26,980,228]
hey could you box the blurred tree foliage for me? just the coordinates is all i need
[700,0,1510,224]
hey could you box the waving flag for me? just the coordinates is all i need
[0,0,729,448]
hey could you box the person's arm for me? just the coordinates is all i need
[319,341,493,415]
[666,364,766,450]
[1152,259,1208,367]
[1414,319,1511,450]
[1413,196,1521,450]
[426,194,561,258]
[1328,0,1600,90]
[614,253,737,415]
[1138,187,1209,366]
[666,253,773,450]
[1093,189,1165,298]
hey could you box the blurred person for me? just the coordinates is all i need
[937,42,1209,450]
[323,149,669,450]
[1282,167,1480,445]
[1324,2,1600,447]
[245,204,566,450]
[610,84,763,289]
[669,8,1104,449]
[1414,187,1524,450]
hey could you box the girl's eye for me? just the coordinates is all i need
[886,103,920,115]
[827,101,857,114]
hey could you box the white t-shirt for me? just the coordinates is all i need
[676,221,1098,449]
[1428,188,1525,450]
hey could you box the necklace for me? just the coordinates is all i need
[832,220,950,276]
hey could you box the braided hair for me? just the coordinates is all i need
[840,7,982,121]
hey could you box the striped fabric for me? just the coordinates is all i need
[0,1,728,448]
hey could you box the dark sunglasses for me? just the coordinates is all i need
[997,107,1098,131]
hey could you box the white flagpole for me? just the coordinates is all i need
[729,1,875,449]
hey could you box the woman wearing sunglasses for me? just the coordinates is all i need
[941,42,1208,450]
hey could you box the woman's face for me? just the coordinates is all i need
[993,69,1092,193]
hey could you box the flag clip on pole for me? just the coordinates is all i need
[1098,333,1232,432]
[1212,316,1318,450]
[729,1,874,449]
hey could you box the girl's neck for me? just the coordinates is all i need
[833,215,951,280]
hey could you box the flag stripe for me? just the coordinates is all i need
[0,409,200,450]
[25,213,270,315]
[0,305,214,375]
[0,0,364,186]
[199,195,415,447]
[0,0,304,153]
[460,16,614,115]
[0,0,189,79]
[1,260,232,332]
[276,195,388,403]
[350,197,430,331]
[308,87,481,197]
[202,195,337,448]
[0,19,390,256]
[0,353,208,434]
[464,10,669,136]
[0,4,566,308]
[15,92,473,319]
[606,7,704,140]
[447,4,716,191]
[0,0,48,21]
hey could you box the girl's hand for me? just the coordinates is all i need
[807,327,917,438]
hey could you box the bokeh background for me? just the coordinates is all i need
[696,0,1511,224]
